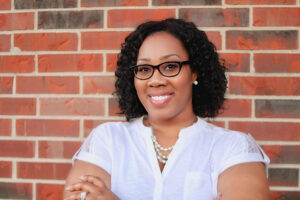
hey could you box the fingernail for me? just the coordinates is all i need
[79,175,86,180]
[65,186,71,190]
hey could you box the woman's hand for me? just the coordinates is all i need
[64,175,119,200]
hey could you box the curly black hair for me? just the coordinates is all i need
[114,18,227,121]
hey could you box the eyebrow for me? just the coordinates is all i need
[137,54,181,62]
[160,54,181,60]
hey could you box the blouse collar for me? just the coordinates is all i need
[131,116,206,139]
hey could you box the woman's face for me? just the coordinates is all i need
[134,31,197,122]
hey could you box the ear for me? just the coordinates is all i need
[192,71,198,83]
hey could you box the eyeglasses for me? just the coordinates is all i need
[131,61,190,80]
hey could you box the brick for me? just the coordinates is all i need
[0,182,32,199]
[17,162,71,180]
[36,184,64,200]
[83,76,115,94]
[262,145,300,164]
[16,119,79,137]
[14,33,78,51]
[255,100,300,118]
[82,0,148,7]
[270,191,300,200]
[106,53,118,72]
[108,9,175,28]
[268,168,298,187]
[229,122,300,141]
[0,119,11,136]
[226,30,298,50]
[0,0,11,10]
[0,35,10,52]
[206,31,222,50]
[0,98,36,115]
[39,141,81,159]
[81,31,129,50]
[84,119,122,136]
[180,8,249,27]
[16,76,79,94]
[254,8,300,26]
[254,53,300,73]
[0,13,34,31]
[38,10,103,29]
[0,161,12,178]
[226,0,296,5]
[153,0,221,5]
[0,140,34,158]
[15,0,77,9]
[40,98,105,116]
[108,98,122,116]
[219,53,250,72]
[38,54,103,72]
[229,76,300,95]
[218,99,252,118]
[0,77,13,94]
[0,55,35,73]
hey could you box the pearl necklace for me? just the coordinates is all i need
[151,134,175,164]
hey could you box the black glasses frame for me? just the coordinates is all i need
[131,60,190,80]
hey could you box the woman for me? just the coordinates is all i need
[64,18,270,200]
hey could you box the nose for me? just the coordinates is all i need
[147,68,166,87]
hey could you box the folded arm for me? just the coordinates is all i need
[64,160,118,199]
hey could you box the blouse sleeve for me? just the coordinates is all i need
[72,125,112,175]
[216,133,269,176]
[211,132,270,197]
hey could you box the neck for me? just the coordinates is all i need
[145,113,197,139]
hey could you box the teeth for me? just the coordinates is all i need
[151,96,169,101]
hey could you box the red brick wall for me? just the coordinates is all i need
[0,0,299,199]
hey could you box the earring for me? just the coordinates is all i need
[193,80,198,85]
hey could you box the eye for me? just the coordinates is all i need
[163,63,179,71]
[136,65,152,73]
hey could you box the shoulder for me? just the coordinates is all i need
[93,120,131,133]
[199,121,261,157]
[191,120,254,158]
[213,126,249,147]
[90,117,143,140]
[204,123,255,157]
[199,120,247,146]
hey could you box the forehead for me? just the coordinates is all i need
[137,32,188,60]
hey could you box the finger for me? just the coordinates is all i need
[66,181,102,193]
[79,175,106,188]
[64,191,82,200]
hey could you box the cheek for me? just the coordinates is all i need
[173,72,194,89]
[134,80,145,100]
[134,79,140,93]
[174,78,194,97]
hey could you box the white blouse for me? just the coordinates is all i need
[73,117,269,200]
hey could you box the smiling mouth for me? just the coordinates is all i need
[149,94,172,106]
[151,96,169,101]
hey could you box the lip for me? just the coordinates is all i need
[148,92,173,106]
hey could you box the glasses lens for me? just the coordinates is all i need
[134,65,153,79]
[159,62,180,76]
